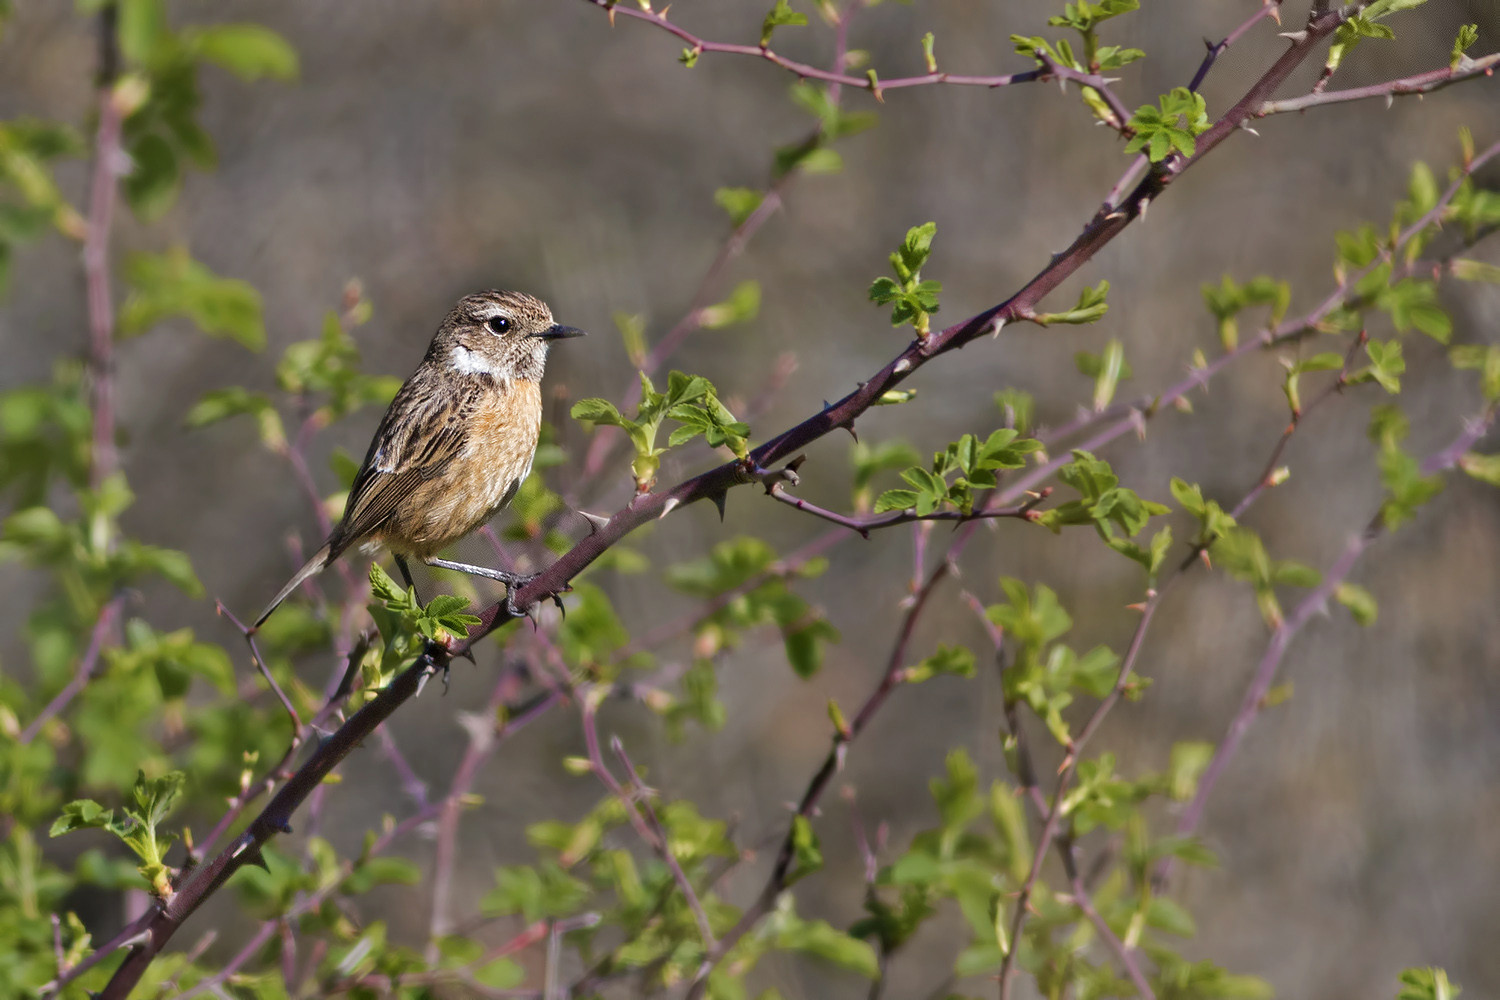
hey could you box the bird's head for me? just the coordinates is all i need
[433,290,585,383]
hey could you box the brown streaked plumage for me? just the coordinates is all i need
[254,290,585,629]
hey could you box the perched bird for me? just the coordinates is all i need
[254,290,585,629]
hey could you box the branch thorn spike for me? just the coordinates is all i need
[660,496,681,520]
[708,490,727,521]
[577,509,610,534]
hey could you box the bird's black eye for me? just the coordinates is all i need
[486,315,511,335]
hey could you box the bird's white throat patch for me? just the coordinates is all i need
[450,345,501,376]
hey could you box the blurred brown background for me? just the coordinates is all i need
[3,1,1500,996]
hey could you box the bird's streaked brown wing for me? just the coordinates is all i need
[327,378,472,560]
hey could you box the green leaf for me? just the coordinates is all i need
[787,815,823,883]
[1397,967,1460,1000]
[1125,88,1209,162]
[187,24,299,81]
[473,958,525,990]
[714,186,764,227]
[119,248,265,348]
[1035,280,1109,326]
[761,0,808,47]
[480,862,590,921]
[122,133,180,220]
[118,0,169,66]
[1451,24,1479,68]
[698,280,761,329]
[1167,741,1214,801]
[571,397,626,426]
[1459,451,1500,487]
[905,643,975,683]
[873,489,920,513]
[1335,582,1378,626]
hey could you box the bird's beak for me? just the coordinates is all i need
[533,323,587,341]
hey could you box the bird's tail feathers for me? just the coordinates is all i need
[253,544,332,630]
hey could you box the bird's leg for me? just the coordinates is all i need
[393,554,423,606]
[421,556,538,588]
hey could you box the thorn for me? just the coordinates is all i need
[577,509,610,534]
[660,496,681,520]
[1239,121,1260,136]
[1277,30,1308,43]
[1137,196,1150,222]
[992,317,1007,340]
[276,820,293,834]
[841,420,858,442]
[1130,409,1148,440]
[1199,549,1213,570]
[608,5,616,26]
[1125,602,1148,612]
[1266,2,1282,27]
[1385,93,1394,110]
[416,669,432,698]
[708,491,727,521]
[893,357,912,374]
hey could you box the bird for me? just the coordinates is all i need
[253,290,585,629]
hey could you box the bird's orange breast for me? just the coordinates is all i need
[383,379,542,557]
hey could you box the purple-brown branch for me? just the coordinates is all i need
[768,484,1050,537]
[582,0,1125,97]
[1259,51,1499,115]
[19,596,123,745]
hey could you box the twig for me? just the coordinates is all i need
[768,485,1050,537]
[218,601,303,740]
[582,0,1111,95]
[1259,52,1500,115]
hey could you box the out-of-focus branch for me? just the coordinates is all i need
[426,678,559,956]
[1259,51,1500,115]
[688,546,957,994]
[18,596,123,744]
[1156,401,1500,889]
[85,4,123,490]
[598,728,718,949]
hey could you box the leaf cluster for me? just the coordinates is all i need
[873,428,1042,515]
[868,222,942,335]
[572,370,750,491]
